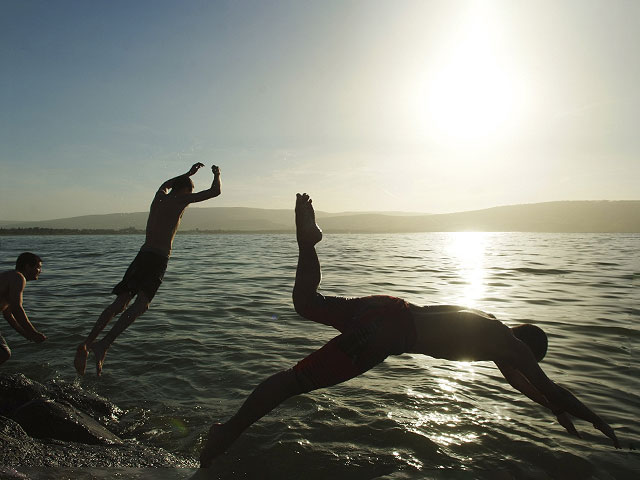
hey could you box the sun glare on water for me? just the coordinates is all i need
[447,231,491,307]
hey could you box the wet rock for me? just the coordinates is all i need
[0,465,29,480]
[1,373,121,422]
[1,416,194,468]
[47,378,121,422]
[11,398,122,445]
[0,373,121,445]
[0,373,196,468]
[0,415,29,439]
[0,373,48,416]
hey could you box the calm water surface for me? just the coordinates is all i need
[1,233,638,479]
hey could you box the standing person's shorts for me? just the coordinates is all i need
[292,294,416,391]
[112,248,168,301]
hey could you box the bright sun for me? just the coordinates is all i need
[424,1,527,145]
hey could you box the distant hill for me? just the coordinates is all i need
[321,201,640,233]
[1,201,639,233]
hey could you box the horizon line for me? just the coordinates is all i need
[2,198,639,223]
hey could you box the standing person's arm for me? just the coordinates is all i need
[6,274,46,343]
[156,163,206,197]
[184,165,222,204]
[3,308,26,336]
[498,340,619,447]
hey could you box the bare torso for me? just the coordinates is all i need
[0,270,22,312]
[143,194,190,257]
[407,304,512,362]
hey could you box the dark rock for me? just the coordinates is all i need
[1,416,194,468]
[0,415,28,438]
[0,373,48,416]
[0,373,121,423]
[46,379,121,422]
[0,466,29,480]
[0,374,195,468]
[11,398,122,445]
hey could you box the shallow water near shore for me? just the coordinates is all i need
[1,232,639,479]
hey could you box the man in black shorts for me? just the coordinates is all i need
[74,163,221,376]
[199,193,619,467]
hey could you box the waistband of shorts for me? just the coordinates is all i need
[381,297,417,354]
[139,245,170,260]
[400,300,417,353]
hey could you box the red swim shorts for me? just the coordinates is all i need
[292,295,415,391]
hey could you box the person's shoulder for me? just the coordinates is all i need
[496,327,536,365]
[12,270,26,285]
[0,269,22,279]
[475,318,516,360]
[0,270,25,289]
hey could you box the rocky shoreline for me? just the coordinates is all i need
[0,373,197,474]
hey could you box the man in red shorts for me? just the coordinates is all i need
[74,163,221,376]
[200,193,619,467]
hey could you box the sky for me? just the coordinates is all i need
[1,0,639,221]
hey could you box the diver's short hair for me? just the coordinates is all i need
[16,252,42,270]
[512,324,548,362]
[171,176,194,193]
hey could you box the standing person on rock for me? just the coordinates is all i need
[0,252,46,365]
[74,163,221,376]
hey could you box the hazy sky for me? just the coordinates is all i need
[2,0,639,220]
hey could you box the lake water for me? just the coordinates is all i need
[1,232,638,479]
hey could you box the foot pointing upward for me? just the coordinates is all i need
[295,193,322,246]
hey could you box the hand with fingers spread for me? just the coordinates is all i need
[554,410,620,448]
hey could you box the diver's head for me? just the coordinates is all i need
[171,176,194,195]
[511,324,548,362]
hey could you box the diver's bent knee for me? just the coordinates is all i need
[293,301,313,319]
[292,294,323,320]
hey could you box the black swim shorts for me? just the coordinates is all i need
[112,249,168,301]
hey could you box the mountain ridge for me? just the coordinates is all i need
[1,200,639,233]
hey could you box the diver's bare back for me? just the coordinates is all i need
[143,194,190,256]
[407,304,511,362]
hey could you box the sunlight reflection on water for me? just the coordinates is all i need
[446,232,491,307]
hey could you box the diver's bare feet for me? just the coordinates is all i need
[199,423,237,468]
[74,344,89,375]
[91,339,108,376]
[295,193,322,246]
